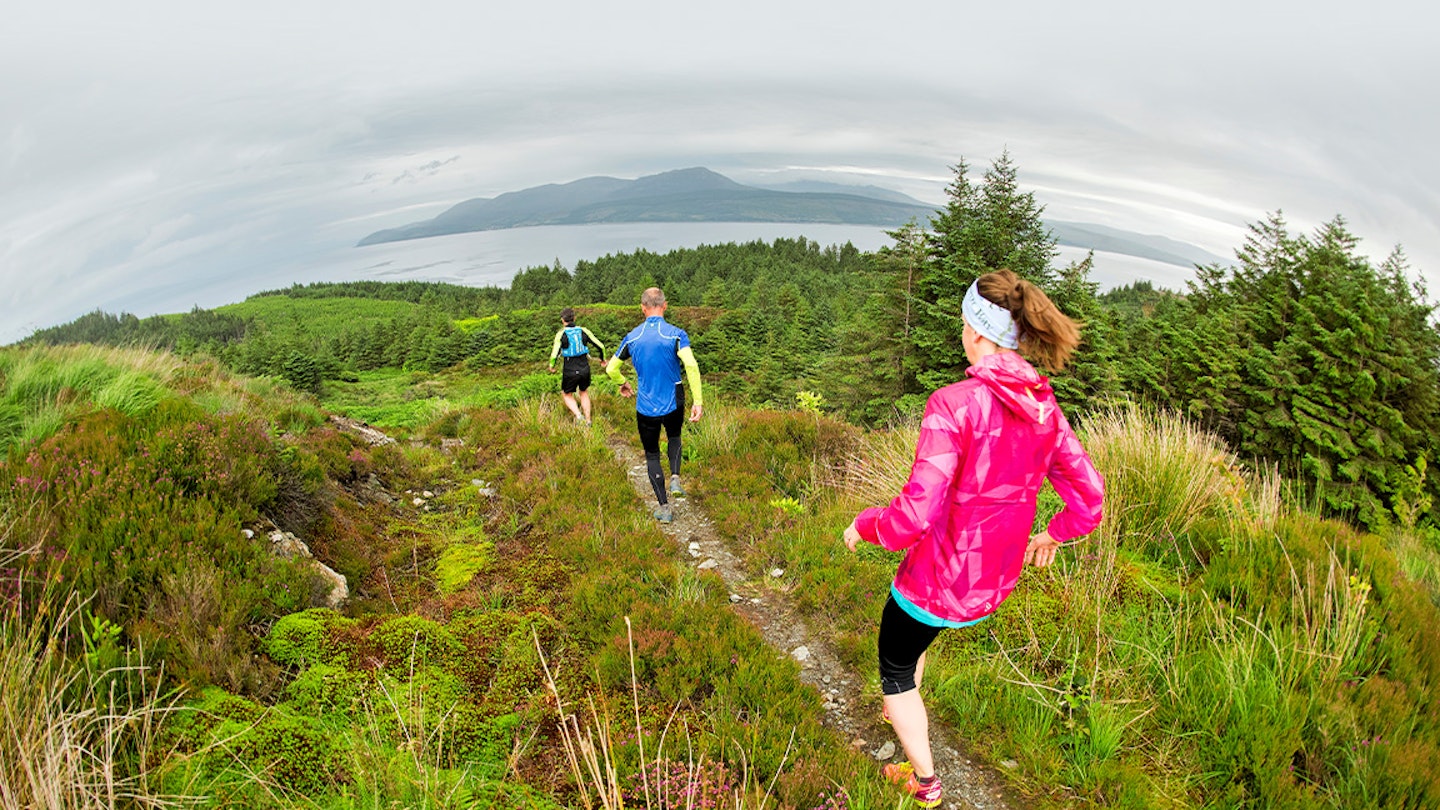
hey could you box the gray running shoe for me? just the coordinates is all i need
[669,475,685,498]
[653,504,674,523]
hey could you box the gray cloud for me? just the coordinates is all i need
[3,1,1438,343]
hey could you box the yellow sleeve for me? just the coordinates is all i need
[549,330,563,363]
[677,346,702,409]
[605,355,626,385]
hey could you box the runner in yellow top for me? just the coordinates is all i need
[548,307,606,426]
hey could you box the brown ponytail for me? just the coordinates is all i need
[975,269,1080,370]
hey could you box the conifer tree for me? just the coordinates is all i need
[1046,252,1122,414]
[911,153,1060,390]
[1132,213,1440,527]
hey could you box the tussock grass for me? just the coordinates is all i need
[839,417,917,509]
[0,344,327,451]
[536,619,867,810]
[1386,526,1440,606]
[0,544,184,809]
[93,371,166,417]
[685,400,742,459]
[1080,407,1239,549]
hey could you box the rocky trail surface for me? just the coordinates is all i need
[606,434,1017,810]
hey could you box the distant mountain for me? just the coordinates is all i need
[746,179,930,206]
[358,167,1232,271]
[1048,221,1231,269]
[357,168,937,246]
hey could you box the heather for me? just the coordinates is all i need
[0,348,894,808]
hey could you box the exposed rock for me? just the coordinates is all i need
[422,490,434,498]
[440,438,465,452]
[730,593,743,603]
[874,741,896,760]
[791,645,810,662]
[362,474,395,505]
[328,414,396,446]
[697,559,718,570]
[316,564,349,607]
[269,529,312,559]
[770,568,785,578]
[1001,759,1019,770]
[267,530,349,608]
[412,497,426,506]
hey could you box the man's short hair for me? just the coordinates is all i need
[641,287,666,309]
[560,307,576,324]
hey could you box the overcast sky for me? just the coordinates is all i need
[3,0,1437,344]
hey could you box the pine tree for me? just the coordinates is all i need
[1046,252,1122,414]
[1126,213,1440,528]
[911,153,1060,390]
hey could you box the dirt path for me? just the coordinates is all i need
[606,435,1016,810]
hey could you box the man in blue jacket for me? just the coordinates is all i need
[605,287,703,523]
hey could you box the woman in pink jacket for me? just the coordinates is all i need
[843,269,1105,807]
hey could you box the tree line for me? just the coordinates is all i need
[22,153,1440,530]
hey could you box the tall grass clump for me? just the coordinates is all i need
[1080,407,1242,557]
[840,417,918,508]
[0,345,186,451]
[0,541,183,809]
[537,619,877,810]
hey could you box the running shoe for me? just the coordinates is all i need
[669,475,685,498]
[882,761,943,808]
[653,504,674,523]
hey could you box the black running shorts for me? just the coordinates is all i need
[561,356,591,393]
[636,385,685,452]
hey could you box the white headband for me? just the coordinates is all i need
[962,282,1020,349]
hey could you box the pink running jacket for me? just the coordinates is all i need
[854,352,1104,623]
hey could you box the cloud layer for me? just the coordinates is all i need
[3,1,1437,343]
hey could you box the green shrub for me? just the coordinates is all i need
[1,405,315,685]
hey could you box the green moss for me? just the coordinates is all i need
[165,687,266,752]
[285,663,369,715]
[435,541,494,595]
[373,615,464,673]
[263,609,357,669]
[443,705,524,770]
[227,712,349,794]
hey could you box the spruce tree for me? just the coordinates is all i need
[912,153,1061,390]
[1128,213,1440,528]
